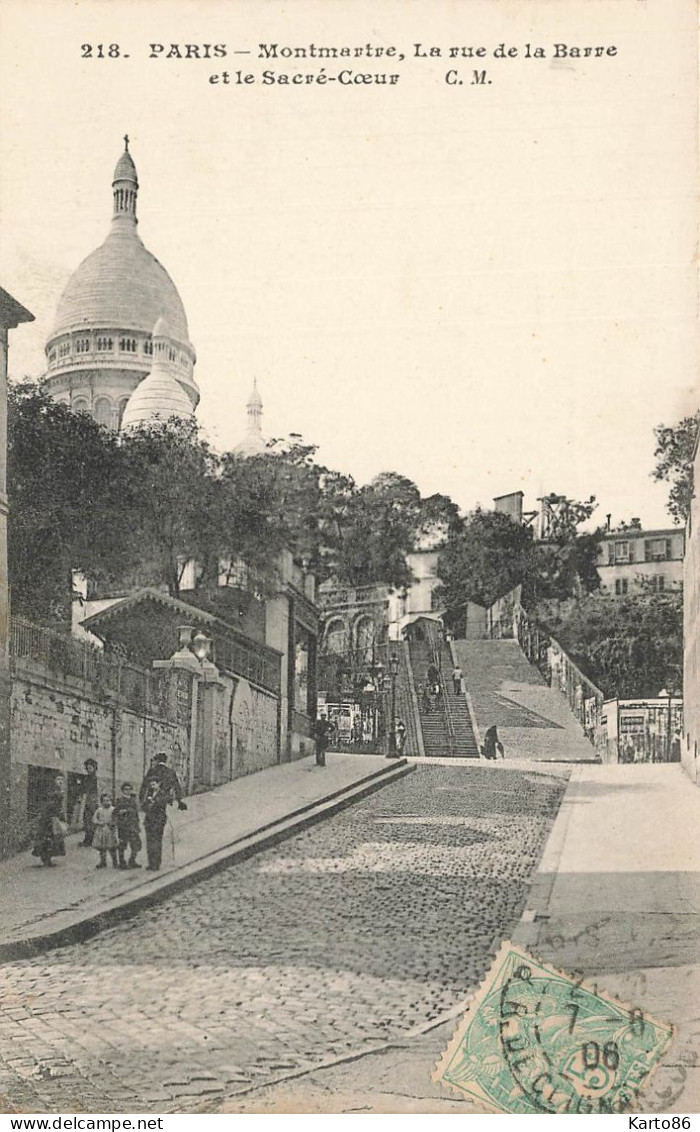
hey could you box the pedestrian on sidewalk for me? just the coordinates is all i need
[113,782,142,869]
[481,725,505,760]
[395,719,407,754]
[314,716,330,767]
[452,665,463,695]
[92,793,118,869]
[78,758,99,847]
[139,752,187,872]
[427,662,439,687]
[32,774,66,868]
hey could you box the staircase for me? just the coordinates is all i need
[439,644,480,757]
[452,639,598,762]
[408,640,479,758]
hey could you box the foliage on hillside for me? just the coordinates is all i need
[7,384,461,622]
[539,591,683,699]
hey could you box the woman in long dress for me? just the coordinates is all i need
[32,774,66,867]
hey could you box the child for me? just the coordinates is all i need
[113,782,142,869]
[92,792,118,868]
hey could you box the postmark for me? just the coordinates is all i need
[433,942,674,1114]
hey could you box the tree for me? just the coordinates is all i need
[7,383,132,623]
[542,592,683,699]
[118,418,223,598]
[333,473,422,589]
[436,509,537,625]
[652,411,699,524]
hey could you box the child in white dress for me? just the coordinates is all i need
[93,793,118,869]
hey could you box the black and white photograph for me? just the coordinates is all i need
[0,0,697,1117]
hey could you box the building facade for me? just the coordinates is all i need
[682,428,699,783]
[596,523,685,596]
[0,288,34,856]
[42,139,199,429]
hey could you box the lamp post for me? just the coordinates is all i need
[658,687,673,764]
[386,651,399,758]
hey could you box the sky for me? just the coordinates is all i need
[1,0,696,530]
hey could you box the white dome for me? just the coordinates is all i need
[50,227,191,346]
[121,367,194,431]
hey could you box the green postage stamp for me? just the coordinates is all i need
[433,943,674,1115]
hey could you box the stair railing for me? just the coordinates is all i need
[429,638,456,757]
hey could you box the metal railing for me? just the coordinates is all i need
[10,616,176,720]
[212,634,281,694]
[430,640,456,756]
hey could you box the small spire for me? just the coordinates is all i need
[247,378,263,411]
[112,137,138,225]
[233,381,266,456]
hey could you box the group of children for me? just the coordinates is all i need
[91,781,142,870]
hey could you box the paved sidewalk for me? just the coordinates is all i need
[226,763,700,1114]
[0,752,411,958]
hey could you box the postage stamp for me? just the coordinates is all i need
[433,942,675,1115]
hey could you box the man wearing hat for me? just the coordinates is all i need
[138,752,187,871]
[78,758,100,846]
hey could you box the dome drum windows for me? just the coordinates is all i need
[58,342,71,359]
[94,396,114,429]
[119,337,137,353]
[75,337,91,354]
[143,340,153,356]
[96,336,114,352]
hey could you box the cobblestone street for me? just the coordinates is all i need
[0,764,567,1113]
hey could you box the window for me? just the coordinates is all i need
[354,617,375,663]
[645,538,671,562]
[144,340,153,356]
[59,342,70,358]
[72,397,89,413]
[324,619,348,657]
[93,397,113,428]
[615,578,629,596]
[650,575,666,593]
[96,337,113,352]
[119,337,137,353]
[219,558,249,589]
[75,337,90,354]
[614,541,630,563]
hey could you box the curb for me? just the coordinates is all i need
[0,759,415,963]
[512,766,582,949]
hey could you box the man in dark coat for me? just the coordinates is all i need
[314,717,330,767]
[139,753,187,871]
[482,725,505,760]
[79,758,99,846]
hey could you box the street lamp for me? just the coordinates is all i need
[386,651,399,758]
[658,687,673,763]
[366,659,384,744]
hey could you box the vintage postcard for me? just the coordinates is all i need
[0,0,697,1117]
